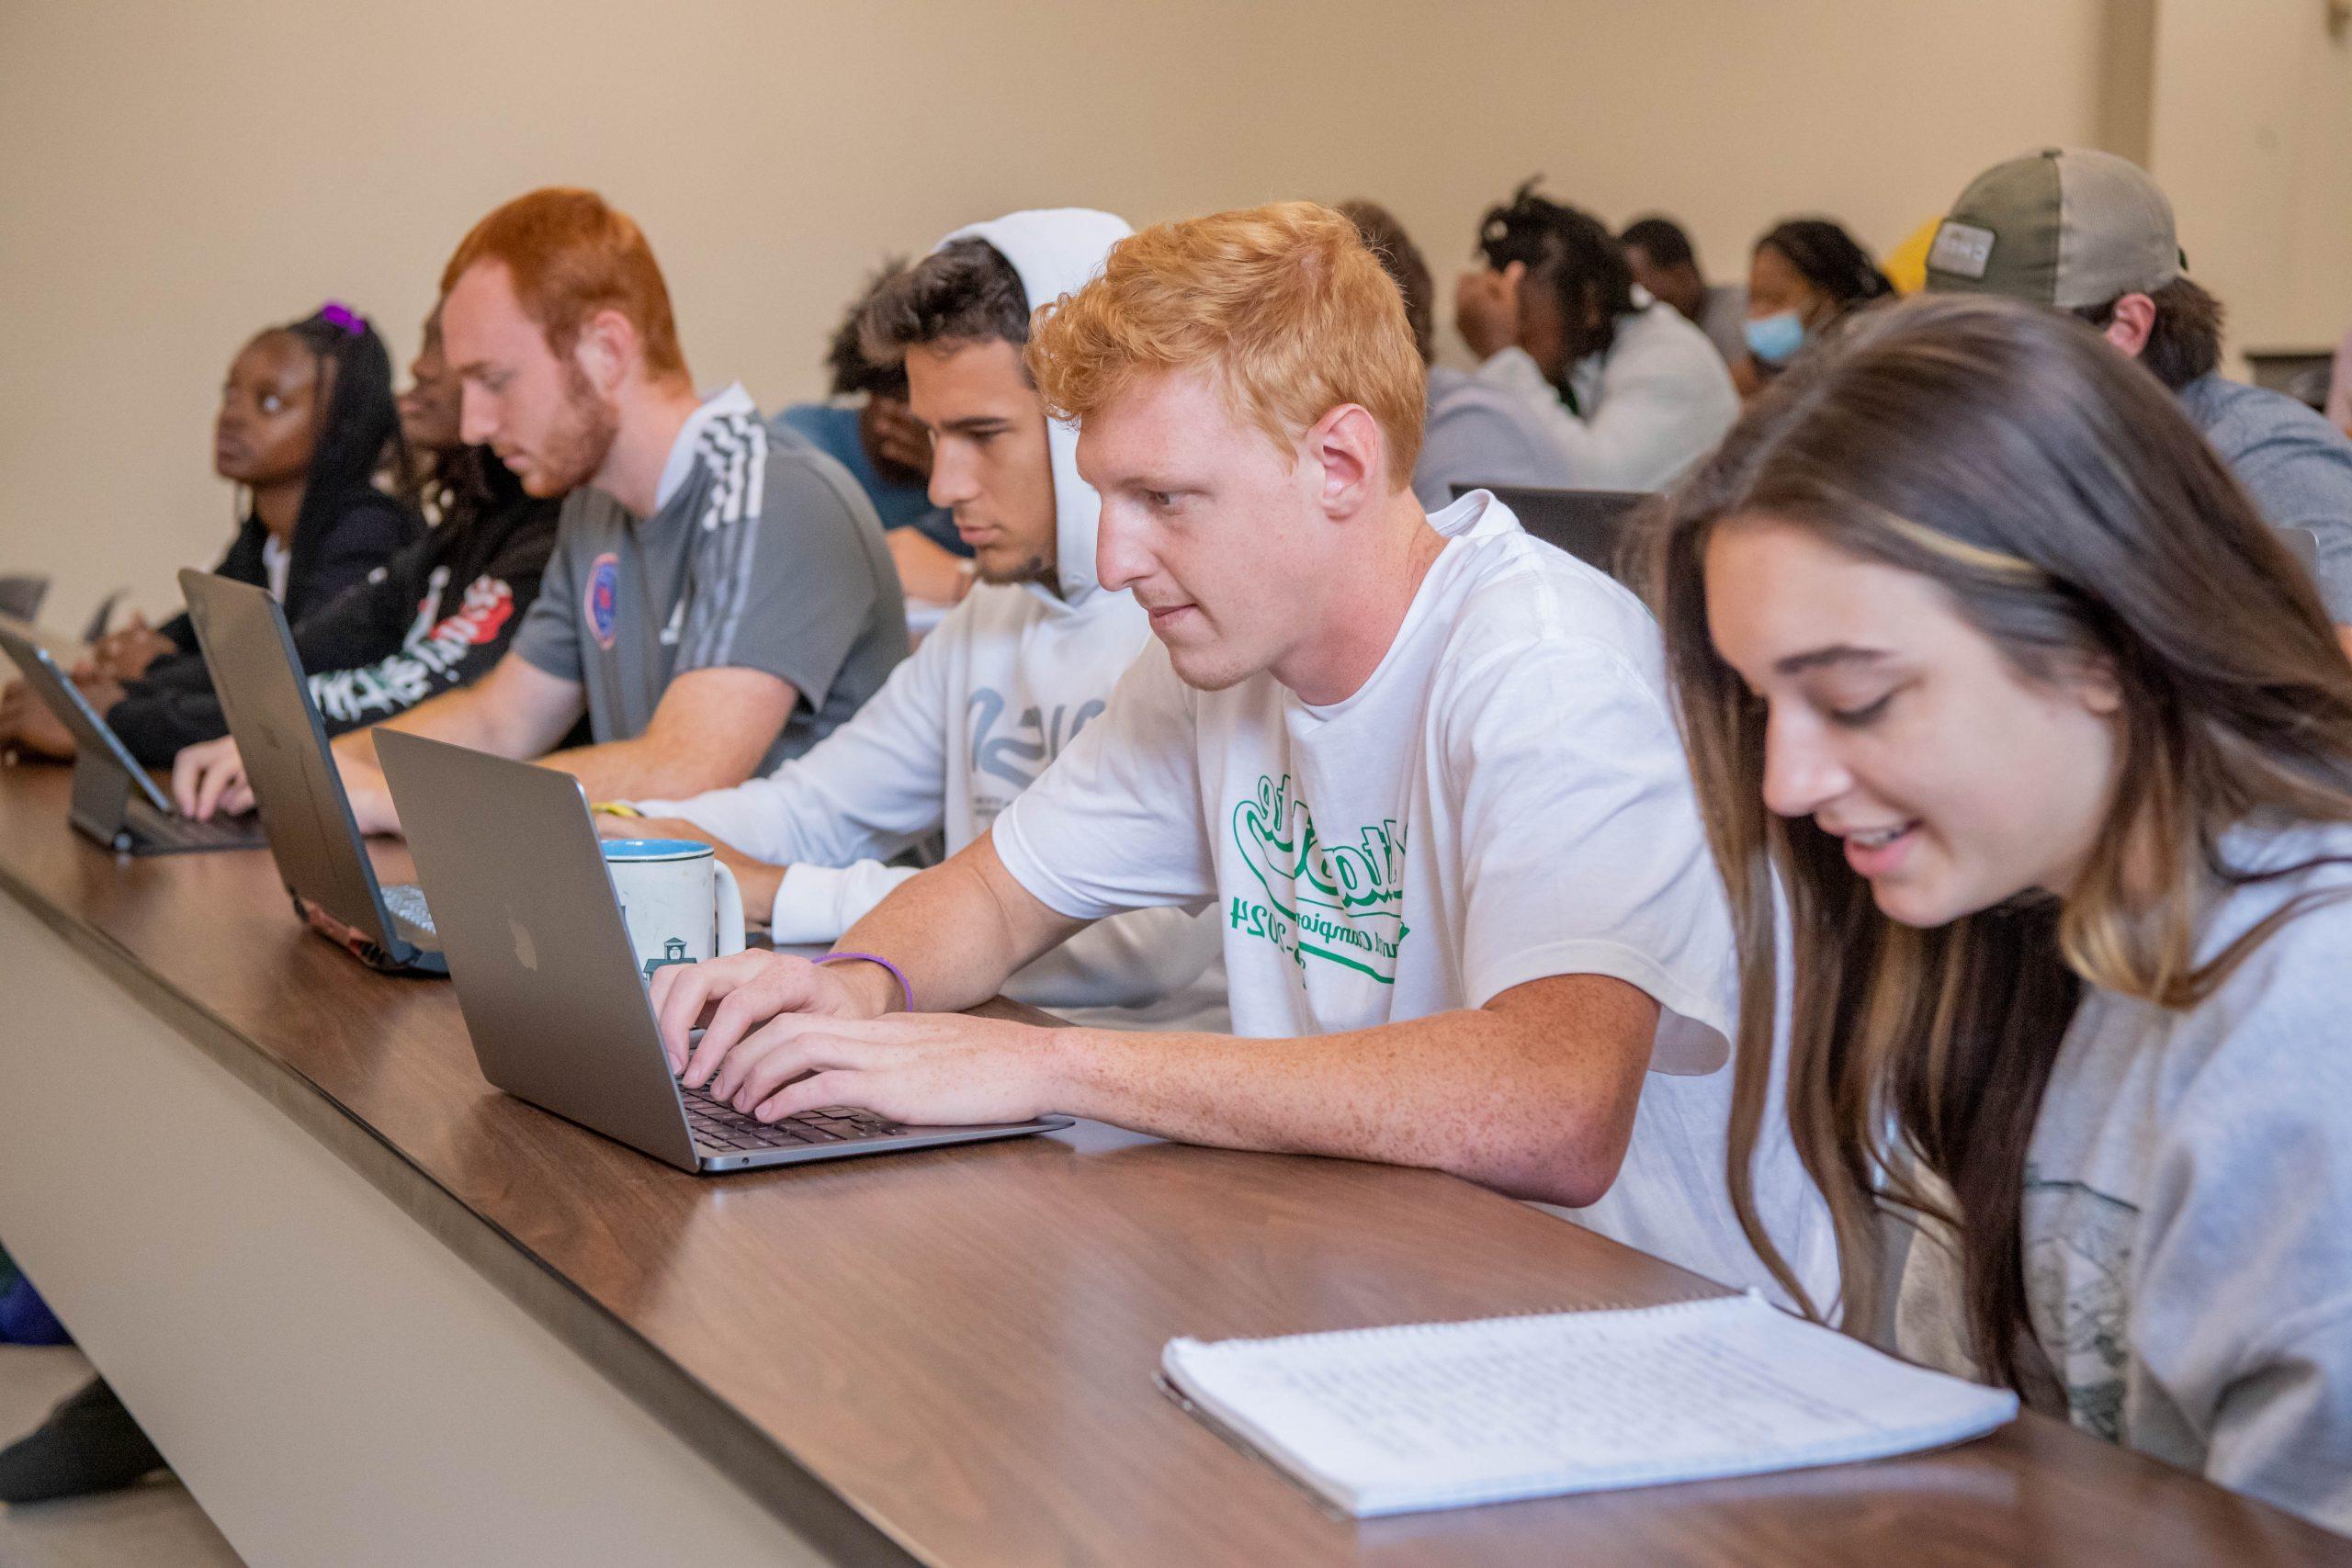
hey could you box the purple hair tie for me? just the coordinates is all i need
[317,300,365,337]
[813,952,914,1013]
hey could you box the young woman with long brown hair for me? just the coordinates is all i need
[1641,291,2352,1529]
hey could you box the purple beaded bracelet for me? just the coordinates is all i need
[812,952,914,1013]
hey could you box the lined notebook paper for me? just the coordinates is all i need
[1160,1292,2018,1517]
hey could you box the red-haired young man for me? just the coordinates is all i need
[180,187,909,833]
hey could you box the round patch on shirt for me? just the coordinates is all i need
[584,551,621,650]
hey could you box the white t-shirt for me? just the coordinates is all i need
[993,491,1830,1303]
[261,534,291,602]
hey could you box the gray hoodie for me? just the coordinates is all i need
[1897,817,2352,1533]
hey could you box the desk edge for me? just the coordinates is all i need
[0,857,927,1568]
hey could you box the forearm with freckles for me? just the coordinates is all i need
[1038,974,1658,1208]
[831,832,1086,1013]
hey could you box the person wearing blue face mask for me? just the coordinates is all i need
[1733,218,1893,399]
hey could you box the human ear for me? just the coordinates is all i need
[2070,654,2125,716]
[2102,294,2155,359]
[573,308,636,395]
[1307,403,1385,516]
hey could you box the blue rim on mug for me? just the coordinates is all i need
[601,839,714,863]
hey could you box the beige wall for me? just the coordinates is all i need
[2148,0,2352,360]
[0,0,2336,625]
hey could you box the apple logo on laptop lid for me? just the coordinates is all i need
[506,908,539,973]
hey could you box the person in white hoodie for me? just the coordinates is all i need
[616,210,1225,1031]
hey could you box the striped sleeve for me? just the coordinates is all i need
[672,412,880,713]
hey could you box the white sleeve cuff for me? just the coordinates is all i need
[768,861,921,945]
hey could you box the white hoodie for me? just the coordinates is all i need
[636,209,1227,1031]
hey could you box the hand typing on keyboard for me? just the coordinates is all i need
[174,735,254,820]
[650,951,1067,1130]
[680,1089,902,1151]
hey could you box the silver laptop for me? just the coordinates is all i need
[377,729,1072,1173]
[0,623,266,856]
[179,570,443,974]
[1453,484,1651,580]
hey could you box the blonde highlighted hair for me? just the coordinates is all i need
[1026,201,1426,485]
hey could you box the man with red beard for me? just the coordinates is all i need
[186,188,909,835]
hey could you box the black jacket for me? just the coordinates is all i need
[111,470,560,764]
[154,487,423,656]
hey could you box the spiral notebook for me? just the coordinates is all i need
[1159,1291,2019,1518]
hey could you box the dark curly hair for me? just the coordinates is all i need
[857,238,1032,372]
[823,256,915,400]
[1476,177,1635,365]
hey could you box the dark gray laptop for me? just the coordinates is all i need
[1453,484,1650,579]
[377,729,1072,1174]
[179,570,444,974]
[0,623,266,855]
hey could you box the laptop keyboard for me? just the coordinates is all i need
[380,882,437,938]
[680,1086,904,1153]
[127,797,259,850]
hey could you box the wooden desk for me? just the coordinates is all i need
[0,760,2342,1565]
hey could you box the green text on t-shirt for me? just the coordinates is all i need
[1228,773,1409,983]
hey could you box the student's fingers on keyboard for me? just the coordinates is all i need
[670,953,811,1083]
[170,750,202,817]
[753,1068,872,1125]
[707,1013,818,1104]
[172,739,232,818]
[196,757,240,820]
[187,755,225,819]
[724,1020,871,1111]
[202,760,243,820]
[650,960,721,1073]
[708,1023,788,1104]
[693,977,805,1089]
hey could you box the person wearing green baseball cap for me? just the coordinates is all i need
[1926,147,2352,645]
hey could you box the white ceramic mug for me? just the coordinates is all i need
[603,839,745,982]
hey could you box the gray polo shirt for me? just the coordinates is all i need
[513,385,908,773]
[2177,373,2352,621]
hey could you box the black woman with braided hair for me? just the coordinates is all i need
[1450,177,1738,491]
[0,302,423,761]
